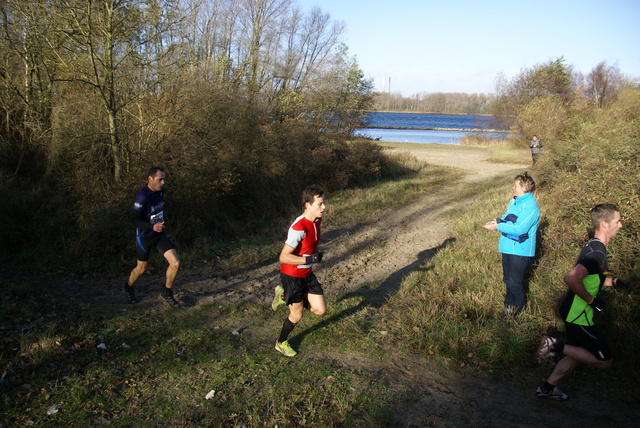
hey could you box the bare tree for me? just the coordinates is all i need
[235,0,292,97]
[2,0,352,182]
[179,0,345,122]
[269,6,344,119]
[50,0,182,181]
[180,0,240,83]
[305,45,374,134]
[0,0,60,176]
[278,6,344,91]
[584,61,624,109]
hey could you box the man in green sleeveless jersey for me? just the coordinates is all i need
[535,204,631,400]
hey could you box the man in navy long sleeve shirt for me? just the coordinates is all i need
[124,166,181,307]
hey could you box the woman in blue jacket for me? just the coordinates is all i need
[484,172,540,316]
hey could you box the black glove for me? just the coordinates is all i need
[614,278,632,294]
[305,252,323,264]
[589,296,606,312]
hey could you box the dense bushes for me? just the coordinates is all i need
[529,88,640,352]
[0,91,401,271]
[160,89,395,245]
[534,88,639,272]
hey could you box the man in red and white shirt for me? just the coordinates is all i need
[273,185,327,357]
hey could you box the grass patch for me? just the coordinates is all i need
[326,165,456,230]
[0,279,400,426]
[484,145,531,164]
[377,140,485,155]
[459,133,532,164]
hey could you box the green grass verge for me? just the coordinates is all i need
[0,280,402,426]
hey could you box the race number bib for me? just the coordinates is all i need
[150,211,164,224]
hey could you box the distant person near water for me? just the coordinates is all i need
[536,204,632,401]
[484,172,540,317]
[529,135,542,165]
[124,166,181,307]
[272,185,327,357]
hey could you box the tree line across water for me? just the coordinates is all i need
[374,57,633,117]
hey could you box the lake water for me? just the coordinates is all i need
[355,112,508,145]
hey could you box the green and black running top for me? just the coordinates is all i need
[559,238,608,326]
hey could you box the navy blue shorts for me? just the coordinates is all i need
[280,272,324,305]
[565,322,612,361]
[135,233,175,262]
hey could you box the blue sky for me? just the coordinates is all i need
[296,0,640,96]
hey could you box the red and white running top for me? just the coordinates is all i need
[280,215,322,278]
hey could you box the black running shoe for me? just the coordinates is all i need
[536,386,569,401]
[123,284,139,304]
[161,290,180,307]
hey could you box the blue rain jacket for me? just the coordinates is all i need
[496,192,539,257]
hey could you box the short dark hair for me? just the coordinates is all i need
[514,171,536,193]
[590,204,619,230]
[147,166,164,178]
[301,184,324,209]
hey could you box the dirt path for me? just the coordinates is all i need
[30,143,640,426]
[170,144,528,308]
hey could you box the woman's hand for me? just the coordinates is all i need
[484,220,498,231]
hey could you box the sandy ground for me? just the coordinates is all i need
[18,143,640,426]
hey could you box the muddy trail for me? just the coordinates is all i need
[10,144,640,427]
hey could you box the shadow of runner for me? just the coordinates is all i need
[288,237,456,349]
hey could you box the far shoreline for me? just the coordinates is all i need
[361,125,508,133]
[368,110,514,118]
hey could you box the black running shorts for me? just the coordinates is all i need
[135,233,175,262]
[565,322,612,361]
[280,272,324,305]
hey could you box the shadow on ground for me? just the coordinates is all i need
[290,238,456,348]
